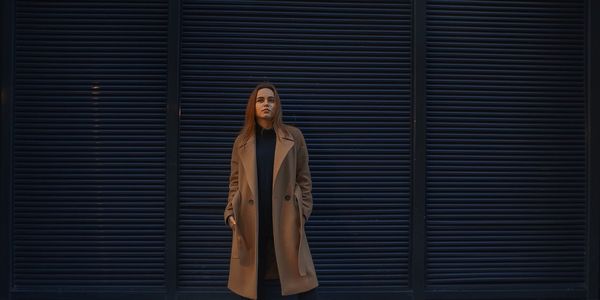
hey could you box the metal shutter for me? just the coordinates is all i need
[13,0,168,288]
[425,0,586,289]
[178,0,412,296]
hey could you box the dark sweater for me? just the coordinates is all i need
[255,123,278,279]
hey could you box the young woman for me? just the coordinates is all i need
[224,82,319,299]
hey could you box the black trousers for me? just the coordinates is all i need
[239,278,319,300]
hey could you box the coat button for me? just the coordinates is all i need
[284,195,290,201]
[249,199,254,205]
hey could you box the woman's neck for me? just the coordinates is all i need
[256,118,273,129]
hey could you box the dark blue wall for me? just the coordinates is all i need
[1,1,598,300]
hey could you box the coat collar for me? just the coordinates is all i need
[238,126,295,199]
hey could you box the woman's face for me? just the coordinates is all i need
[255,88,276,121]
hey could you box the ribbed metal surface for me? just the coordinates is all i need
[178,0,412,291]
[425,0,586,286]
[13,0,168,288]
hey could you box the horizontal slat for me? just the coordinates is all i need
[13,0,168,288]
[178,0,412,291]
[425,0,585,287]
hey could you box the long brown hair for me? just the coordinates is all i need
[239,81,290,144]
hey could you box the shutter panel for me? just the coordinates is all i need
[13,0,168,288]
[425,0,586,287]
[178,0,412,294]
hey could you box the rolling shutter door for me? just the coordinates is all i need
[178,0,412,295]
[425,0,586,289]
[13,0,168,288]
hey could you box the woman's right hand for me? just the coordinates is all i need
[227,216,237,231]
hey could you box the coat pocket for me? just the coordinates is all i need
[294,183,308,276]
[231,190,241,223]
[294,183,304,223]
[231,227,240,259]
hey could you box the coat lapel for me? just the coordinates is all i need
[273,127,295,189]
[239,135,258,200]
[238,126,295,199]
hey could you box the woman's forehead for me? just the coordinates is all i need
[257,88,274,97]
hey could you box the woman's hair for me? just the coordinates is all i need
[238,81,290,143]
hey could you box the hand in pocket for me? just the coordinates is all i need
[227,216,237,231]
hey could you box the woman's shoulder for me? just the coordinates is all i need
[281,124,308,146]
[232,132,245,148]
[282,123,304,139]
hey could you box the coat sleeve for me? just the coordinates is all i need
[295,128,313,222]
[224,138,239,226]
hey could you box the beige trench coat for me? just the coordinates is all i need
[224,124,319,299]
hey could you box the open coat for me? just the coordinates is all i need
[224,124,319,299]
